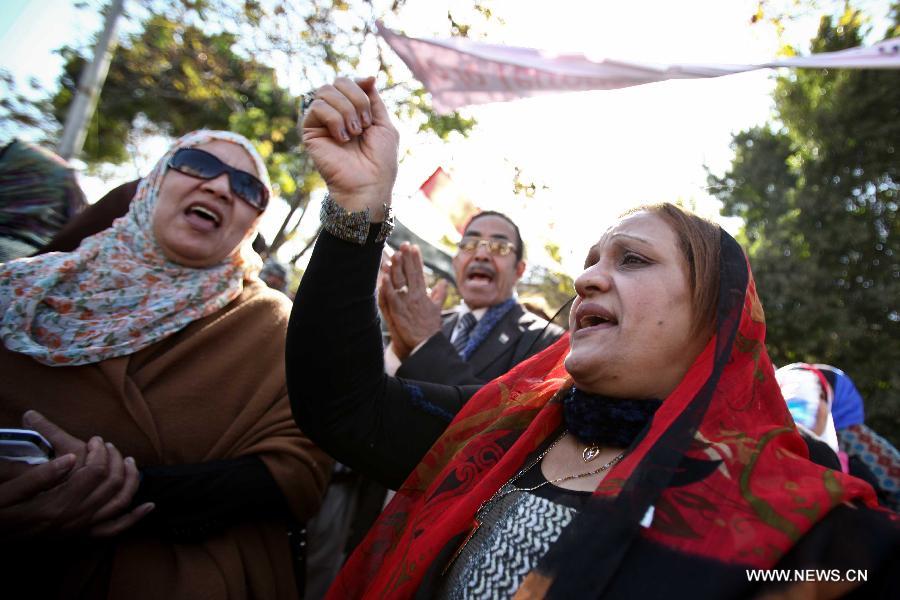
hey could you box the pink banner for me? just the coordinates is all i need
[377,23,900,114]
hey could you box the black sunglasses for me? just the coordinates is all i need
[167,147,269,211]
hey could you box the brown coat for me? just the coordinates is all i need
[0,280,331,599]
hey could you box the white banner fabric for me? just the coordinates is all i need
[376,24,900,114]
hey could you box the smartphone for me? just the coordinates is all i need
[0,429,54,464]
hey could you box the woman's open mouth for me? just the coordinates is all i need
[579,315,616,328]
[574,305,619,333]
[184,204,222,230]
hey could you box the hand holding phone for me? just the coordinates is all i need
[0,429,54,464]
[1,413,154,538]
[0,453,80,539]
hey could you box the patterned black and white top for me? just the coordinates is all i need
[438,464,590,599]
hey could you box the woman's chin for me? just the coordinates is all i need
[564,351,600,388]
[158,241,225,268]
[565,353,639,398]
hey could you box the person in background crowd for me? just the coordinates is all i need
[778,362,900,511]
[288,76,898,599]
[775,363,844,465]
[260,257,291,295]
[38,178,140,254]
[0,130,330,599]
[380,211,565,386]
[0,139,86,261]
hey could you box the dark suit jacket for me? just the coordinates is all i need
[396,302,566,386]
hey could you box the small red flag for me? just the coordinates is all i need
[419,167,478,234]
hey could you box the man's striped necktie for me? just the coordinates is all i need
[452,312,478,357]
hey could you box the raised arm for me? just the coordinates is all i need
[287,78,478,489]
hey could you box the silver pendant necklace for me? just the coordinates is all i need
[493,434,625,501]
[583,445,602,462]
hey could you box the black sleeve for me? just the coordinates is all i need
[801,434,842,471]
[397,315,566,387]
[287,226,480,490]
[133,456,287,541]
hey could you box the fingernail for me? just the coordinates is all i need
[350,119,361,134]
[22,410,39,425]
[142,502,156,513]
[105,442,114,450]
[339,128,350,142]
[125,457,135,466]
[362,110,372,126]
[54,454,76,469]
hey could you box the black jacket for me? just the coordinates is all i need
[396,304,565,386]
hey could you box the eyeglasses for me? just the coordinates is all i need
[167,148,269,211]
[456,237,517,256]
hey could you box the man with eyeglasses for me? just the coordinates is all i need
[381,211,565,386]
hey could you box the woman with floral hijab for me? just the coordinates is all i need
[287,78,898,599]
[0,130,330,599]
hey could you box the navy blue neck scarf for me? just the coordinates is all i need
[460,298,517,360]
[563,387,662,448]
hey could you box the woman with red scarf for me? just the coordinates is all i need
[287,78,898,598]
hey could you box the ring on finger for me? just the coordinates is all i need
[300,93,317,116]
[397,285,409,295]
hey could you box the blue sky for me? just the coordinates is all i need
[1,1,100,88]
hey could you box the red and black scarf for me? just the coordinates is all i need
[330,231,892,598]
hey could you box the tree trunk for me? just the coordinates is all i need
[290,227,321,265]
[270,192,311,255]
[57,0,126,160]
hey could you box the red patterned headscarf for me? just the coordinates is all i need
[331,230,889,598]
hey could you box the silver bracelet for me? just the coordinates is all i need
[320,193,394,245]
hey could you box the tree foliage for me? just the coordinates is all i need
[0,71,58,142]
[711,6,900,444]
[518,241,575,327]
[54,15,301,167]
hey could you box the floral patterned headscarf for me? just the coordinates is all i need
[0,130,271,366]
